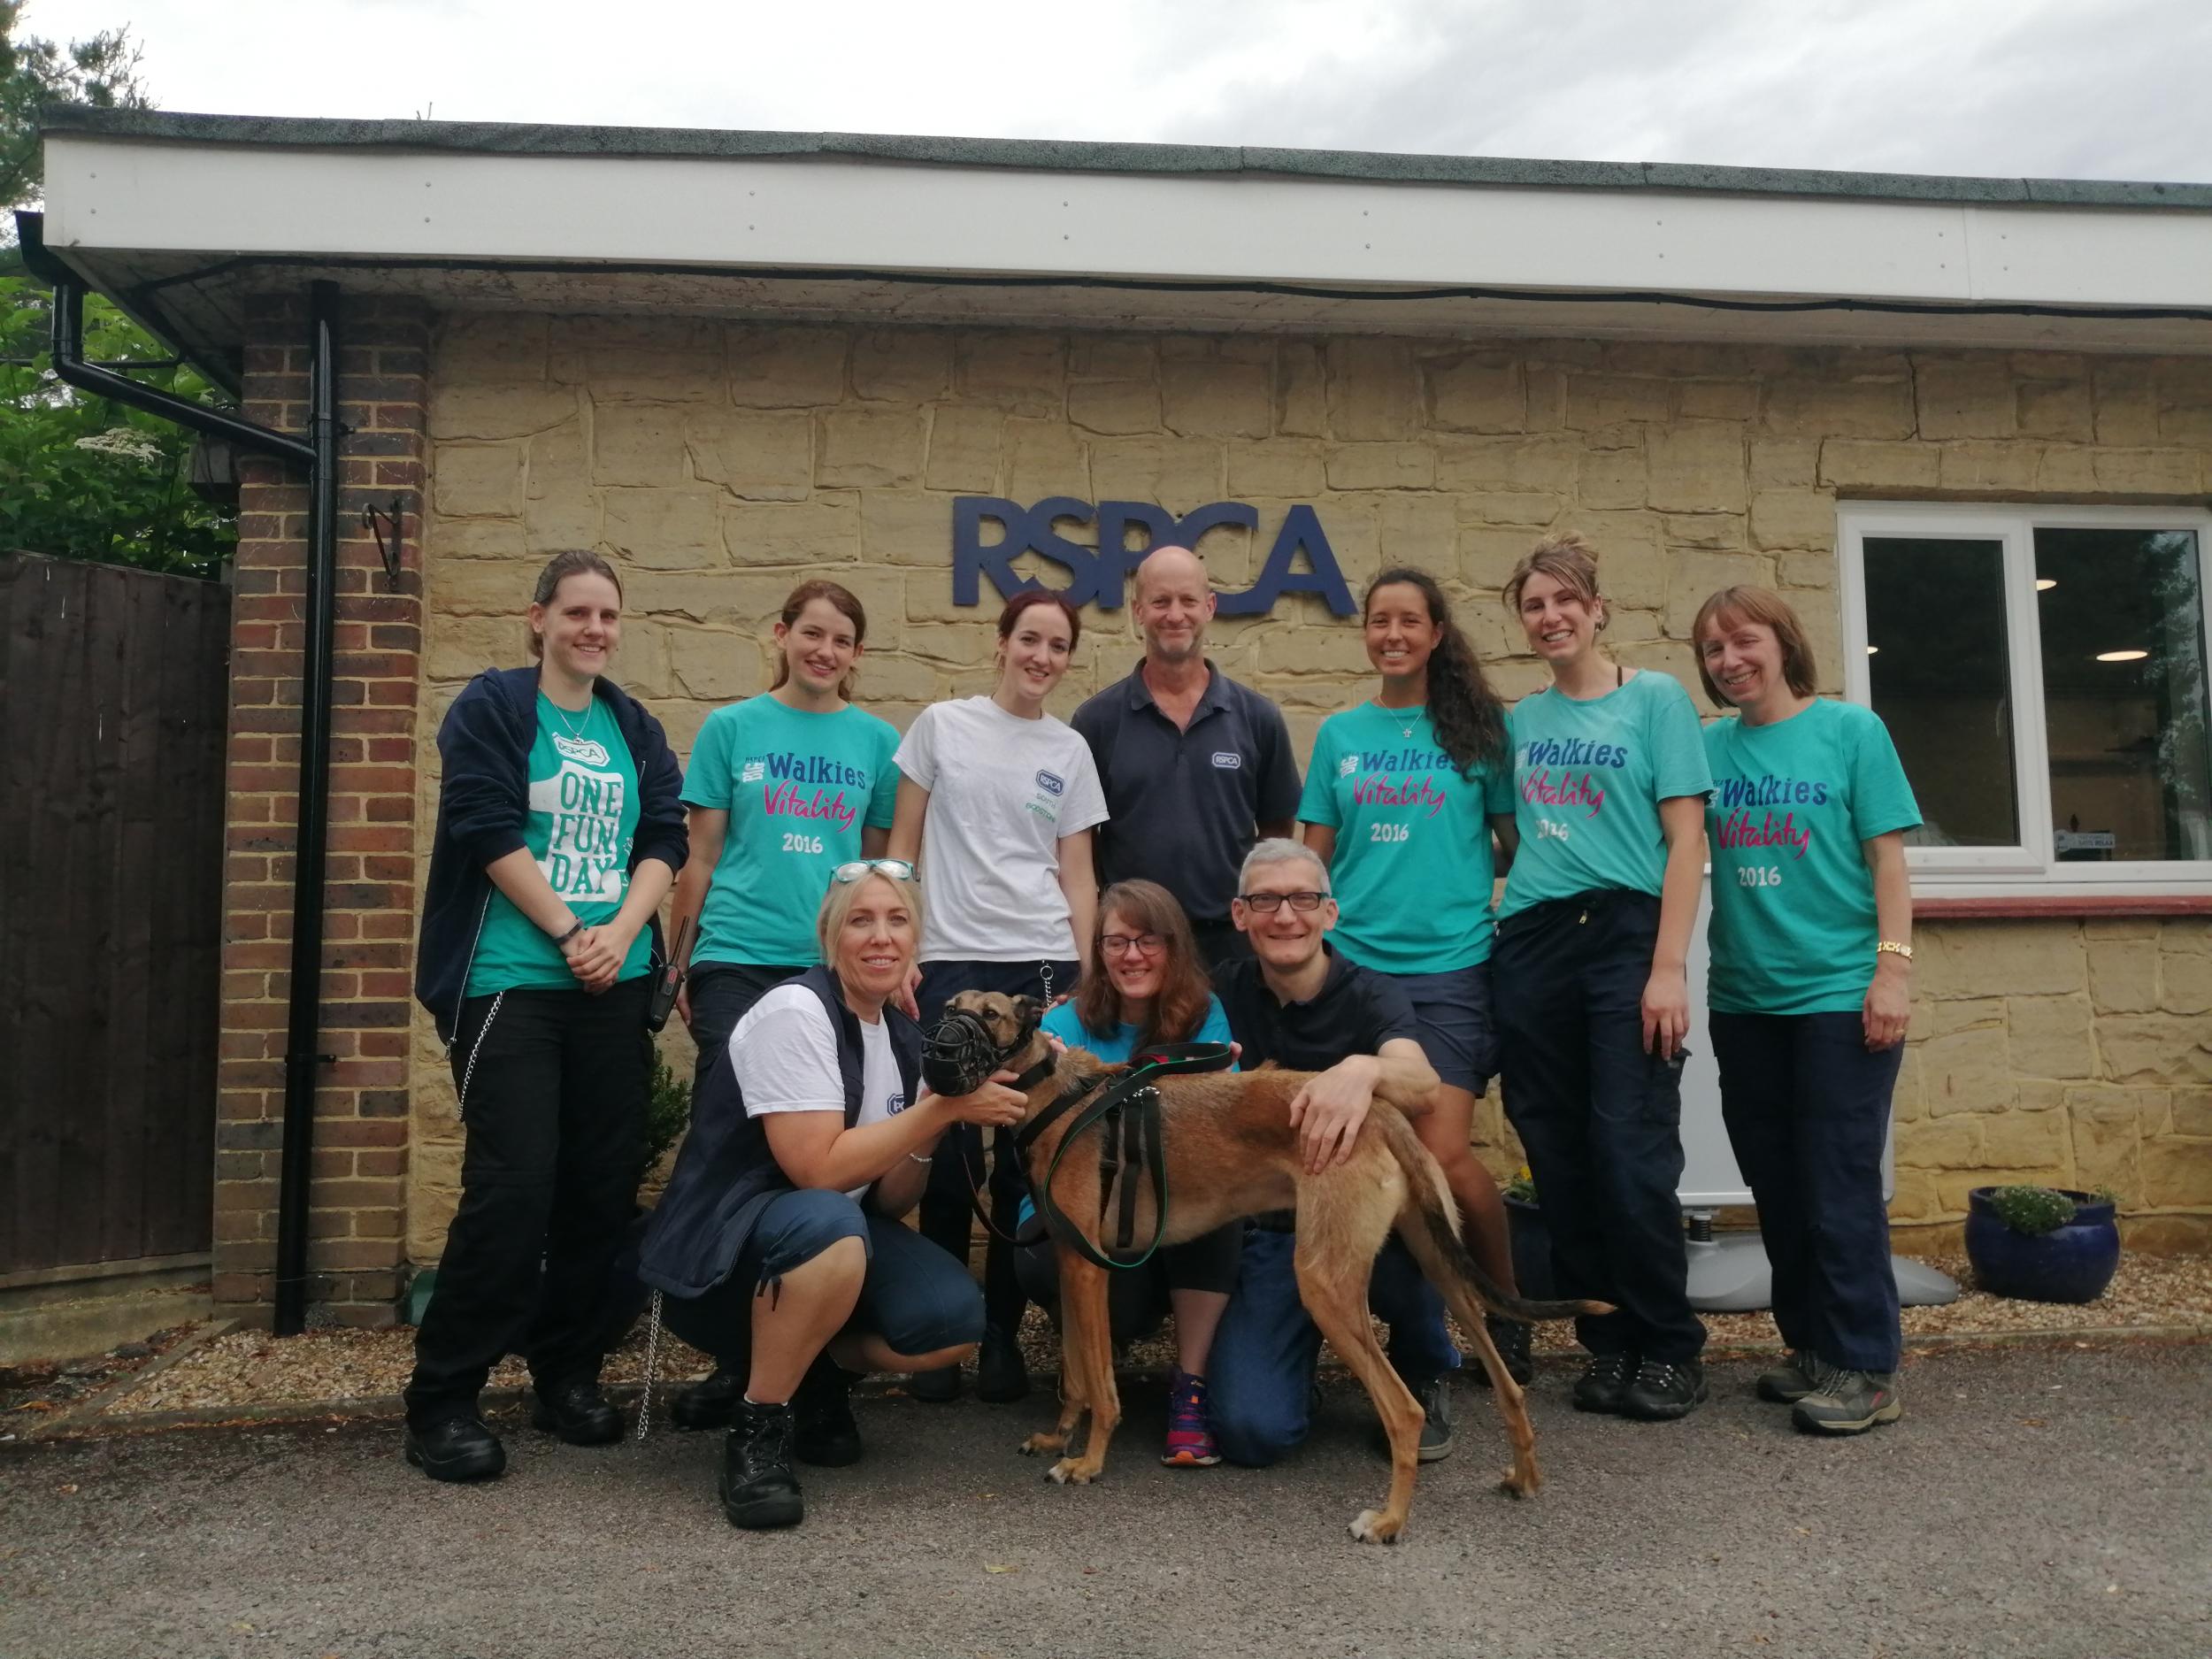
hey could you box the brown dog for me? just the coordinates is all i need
[943,990,1607,1544]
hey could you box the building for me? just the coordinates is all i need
[28,107,2212,1325]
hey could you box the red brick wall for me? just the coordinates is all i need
[214,292,432,1325]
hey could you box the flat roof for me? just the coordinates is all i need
[35,106,2212,393]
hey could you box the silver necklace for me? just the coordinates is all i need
[543,685,594,741]
[1371,699,1423,742]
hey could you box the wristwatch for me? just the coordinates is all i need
[1875,940,1914,961]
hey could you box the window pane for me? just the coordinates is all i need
[2034,528,2212,863]
[1863,536,2022,848]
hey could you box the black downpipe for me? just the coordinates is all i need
[18,213,339,1335]
[273,283,342,1335]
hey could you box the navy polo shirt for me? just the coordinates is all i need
[1071,660,1302,925]
[1211,946,1422,1072]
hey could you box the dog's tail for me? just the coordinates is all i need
[1372,1107,1609,1325]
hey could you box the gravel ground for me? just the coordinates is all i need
[35,1251,2212,1425]
[2,1345,2207,1659]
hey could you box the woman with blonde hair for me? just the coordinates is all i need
[1693,585,1919,1435]
[1492,532,1713,1422]
[639,862,1028,1529]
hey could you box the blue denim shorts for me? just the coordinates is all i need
[1387,964,1500,1095]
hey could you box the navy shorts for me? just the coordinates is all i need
[1387,964,1499,1095]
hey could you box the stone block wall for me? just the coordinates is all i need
[401,313,2212,1269]
[215,294,431,1321]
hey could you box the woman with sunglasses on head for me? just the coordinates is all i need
[658,580,902,1432]
[639,863,1027,1529]
[1491,532,1713,1424]
[1027,879,1240,1466]
[1694,586,1919,1436]
[404,549,686,1483]
[887,588,1108,1402]
[1297,566,1530,1386]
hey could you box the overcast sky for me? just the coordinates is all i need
[29,0,2212,182]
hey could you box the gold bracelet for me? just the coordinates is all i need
[1875,940,1914,961]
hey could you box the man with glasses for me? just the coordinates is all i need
[1073,546,1302,968]
[1204,839,1462,1467]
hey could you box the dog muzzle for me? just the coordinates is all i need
[923,1010,1003,1098]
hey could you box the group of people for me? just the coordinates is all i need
[403,529,1922,1532]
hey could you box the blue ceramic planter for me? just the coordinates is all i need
[1964,1187,2121,1304]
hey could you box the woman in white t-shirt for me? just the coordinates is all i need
[640,863,1027,1530]
[888,588,1108,1402]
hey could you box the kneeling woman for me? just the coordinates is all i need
[639,864,1026,1529]
[1026,880,1240,1467]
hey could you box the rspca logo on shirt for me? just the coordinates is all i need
[1339,753,1359,779]
[740,757,766,784]
[1211,751,1242,770]
[551,734,611,767]
[1034,770,1065,796]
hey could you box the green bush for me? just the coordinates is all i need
[643,1048,692,1167]
[1502,1168,1537,1205]
[1985,1184,2078,1237]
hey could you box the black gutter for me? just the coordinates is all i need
[16,212,336,1336]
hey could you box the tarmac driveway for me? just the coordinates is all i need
[2,1345,2207,1659]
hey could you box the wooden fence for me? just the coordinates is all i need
[0,553,230,1276]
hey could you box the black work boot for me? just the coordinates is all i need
[791,1356,864,1467]
[1620,1357,1709,1421]
[720,1399,803,1530]
[909,1364,961,1402]
[975,1325,1030,1403]
[1571,1351,1636,1415]
[529,1377,624,1445]
[671,1366,743,1431]
[1755,1350,1826,1404]
[403,1410,506,1482]
[1471,1314,1535,1388]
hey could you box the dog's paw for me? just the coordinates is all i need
[1498,1464,1542,1500]
[1018,1432,1064,1457]
[1348,1508,1403,1545]
[1047,1458,1098,1486]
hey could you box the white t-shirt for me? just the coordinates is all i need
[893,696,1110,963]
[730,983,910,1198]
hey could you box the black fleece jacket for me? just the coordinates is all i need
[413,665,687,1039]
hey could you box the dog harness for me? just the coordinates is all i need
[1011,1041,1235,1271]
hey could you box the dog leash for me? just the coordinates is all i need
[1017,1042,1235,1272]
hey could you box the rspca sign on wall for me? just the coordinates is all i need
[952,497,1356,617]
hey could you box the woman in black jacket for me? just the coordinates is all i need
[640,863,1025,1529]
[404,549,687,1482]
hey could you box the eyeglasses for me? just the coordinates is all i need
[831,859,918,885]
[1236,890,1326,914]
[1100,932,1166,956]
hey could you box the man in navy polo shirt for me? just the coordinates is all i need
[1072,545,1302,967]
[1205,838,1461,1467]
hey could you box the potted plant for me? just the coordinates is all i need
[1502,1168,1555,1302]
[1963,1185,2121,1304]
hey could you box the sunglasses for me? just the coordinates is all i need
[831,859,918,885]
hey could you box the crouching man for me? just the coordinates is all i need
[1205,839,1460,1465]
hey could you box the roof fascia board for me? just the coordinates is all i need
[41,134,2212,311]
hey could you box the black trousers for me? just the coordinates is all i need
[1711,1010,1903,1372]
[1188,917,1254,972]
[1493,891,1706,1363]
[915,957,1079,1336]
[405,978,651,1423]
[686,962,807,1093]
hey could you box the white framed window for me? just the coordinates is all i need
[1839,503,2212,898]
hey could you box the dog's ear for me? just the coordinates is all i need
[1009,994,1042,1035]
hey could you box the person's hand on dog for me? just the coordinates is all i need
[1286,1056,1379,1174]
[930,1068,1027,1129]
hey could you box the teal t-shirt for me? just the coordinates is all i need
[1297,703,1514,972]
[683,695,901,968]
[467,693,654,996]
[1041,995,1237,1064]
[1499,670,1714,921]
[1703,698,1921,1015]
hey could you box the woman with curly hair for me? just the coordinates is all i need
[1296,566,1528,1385]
